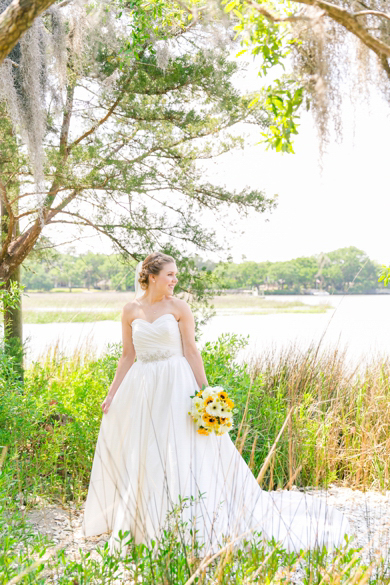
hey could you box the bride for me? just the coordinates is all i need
[81,251,350,555]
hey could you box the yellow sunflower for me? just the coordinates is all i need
[198,428,210,435]
[205,396,214,405]
[226,398,234,408]
[218,391,228,401]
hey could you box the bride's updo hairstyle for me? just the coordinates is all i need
[138,252,176,291]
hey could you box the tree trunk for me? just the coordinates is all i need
[1,190,24,380]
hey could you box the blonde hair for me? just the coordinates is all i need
[138,252,175,291]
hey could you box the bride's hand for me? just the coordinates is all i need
[101,394,113,414]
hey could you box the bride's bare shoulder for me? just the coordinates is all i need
[122,300,139,322]
[171,298,194,321]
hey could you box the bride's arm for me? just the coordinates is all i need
[178,300,209,390]
[101,305,136,414]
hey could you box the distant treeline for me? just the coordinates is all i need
[22,246,384,294]
[214,247,384,294]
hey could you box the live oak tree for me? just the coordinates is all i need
[0,0,290,368]
[2,0,389,156]
[0,45,278,278]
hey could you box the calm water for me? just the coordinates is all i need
[22,294,390,367]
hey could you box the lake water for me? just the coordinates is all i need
[22,294,390,367]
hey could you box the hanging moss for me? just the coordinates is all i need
[289,2,390,161]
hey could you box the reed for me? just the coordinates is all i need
[237,343,390,491]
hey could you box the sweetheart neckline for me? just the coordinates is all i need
[131,313,178,326]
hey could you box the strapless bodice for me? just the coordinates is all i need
[131,313,184,363]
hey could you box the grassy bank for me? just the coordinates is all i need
[21,291,331,323]
[23,310,121,323]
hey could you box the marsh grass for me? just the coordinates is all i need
[23,291,132,310]
[23,310,121,323]
[241,343,390,491]
[1,334,390,583]
[21,292,331,324]
[210,294,331,310]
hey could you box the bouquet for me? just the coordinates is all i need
[188,384,236,436]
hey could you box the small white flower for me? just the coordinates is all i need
[194,397,204,409]
[201,387,214,400]
[206,402,223,417]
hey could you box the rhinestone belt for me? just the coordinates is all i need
[137,350,177,363]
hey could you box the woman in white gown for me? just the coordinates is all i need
[82,252,350,555]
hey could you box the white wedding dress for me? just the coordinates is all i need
[82,313,351,554]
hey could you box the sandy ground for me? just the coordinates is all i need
[25,486,390,570]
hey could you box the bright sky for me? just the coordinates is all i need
[202,98,390,266]
[197,50,390,266]
[49,51,390,266]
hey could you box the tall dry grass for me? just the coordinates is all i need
[239,343,390,491]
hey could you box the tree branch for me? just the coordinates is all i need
[46,210,135,257]
[292,0,390,59]
[0,0,58,65]
[68,91,127,152]
[353,10,390,22]
[380,54,390,82]
[245,0,312,23]
[36,84,75,220]
[60,84,75,156]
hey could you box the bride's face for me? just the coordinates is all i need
[152,262,178,295]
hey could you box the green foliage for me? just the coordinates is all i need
[22,245,383,296]
[0,342,122,503]
[222,0,304,153]
[1,333,390,581]
[223,0,289,77]
[22,248,135,292]
[1,1,285,323]
[254,79,303,153]
[0,279,25,379]
[0,502,51,584]
[116,0,194,63]
[0,278,23,318]
[379,265,390,287]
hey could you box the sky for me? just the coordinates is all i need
[48,52,390,267]
[200,96,390,266]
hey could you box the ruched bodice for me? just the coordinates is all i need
[131,313,184,363]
